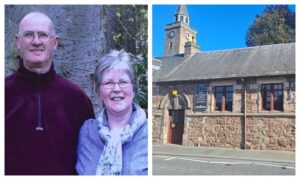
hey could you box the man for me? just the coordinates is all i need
[5,11,95,175]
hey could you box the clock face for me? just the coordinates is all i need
[169,31,175,38]
[185,32,190,40]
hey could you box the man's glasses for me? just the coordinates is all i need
[100,81,132,89]
[18,31,54,42]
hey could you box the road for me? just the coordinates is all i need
[153,154,295,175]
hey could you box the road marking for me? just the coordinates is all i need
[253,162,295,169]
[177,157,208,163]
[166,157,295,169]
[165,157,176,161]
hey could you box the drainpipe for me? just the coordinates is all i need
[242,78,247,149]
[210,86,212,113]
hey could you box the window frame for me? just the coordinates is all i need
[214,85,233,112]
[261,83,283,111]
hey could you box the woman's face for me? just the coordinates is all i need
[99,69,135,116]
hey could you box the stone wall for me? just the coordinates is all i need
[152,111,162,145]
[246,116,295,150]
[152,88,161,144]
[184,115,242,148]
[153,110,295,151]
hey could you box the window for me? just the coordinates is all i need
[192,36,195,43]
[215,86,233,111]
[180,16,183,22]
[261,83,283,111]
[186,17,189,24]
[169,42,172,50]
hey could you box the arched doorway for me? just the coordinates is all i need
[157,92,190,145]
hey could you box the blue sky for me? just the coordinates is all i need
[152,5,295,57]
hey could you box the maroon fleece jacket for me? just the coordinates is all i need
[5,62,95,175]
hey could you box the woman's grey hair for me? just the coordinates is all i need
[95,49,137,95]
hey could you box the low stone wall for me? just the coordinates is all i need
[184,116,242,148]
[184,115,295,151]
[153,112,296,151]
[245,116,295,151]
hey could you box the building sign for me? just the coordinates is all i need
[194,83,208,111]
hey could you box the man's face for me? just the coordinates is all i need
[16,13,58,73]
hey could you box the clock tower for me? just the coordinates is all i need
[164,5,200,56]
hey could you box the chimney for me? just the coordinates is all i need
[184,41,200,57]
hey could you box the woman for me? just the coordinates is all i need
[76,50,148,175]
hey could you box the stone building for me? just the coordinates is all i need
[152,5,295,151]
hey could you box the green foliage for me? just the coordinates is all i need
[112,33,122,42]
[104,5,148,56]
[5,46,20,75]
[131,55,148,109]
[103,5,148,109]
[7,46,19,60]
[246,5,295,47]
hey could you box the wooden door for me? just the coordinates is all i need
[168,109,185,144]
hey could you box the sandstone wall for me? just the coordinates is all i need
[246,116,295,150]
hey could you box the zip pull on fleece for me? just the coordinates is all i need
[35,75,44,131]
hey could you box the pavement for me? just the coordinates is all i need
[153,144,295,165]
